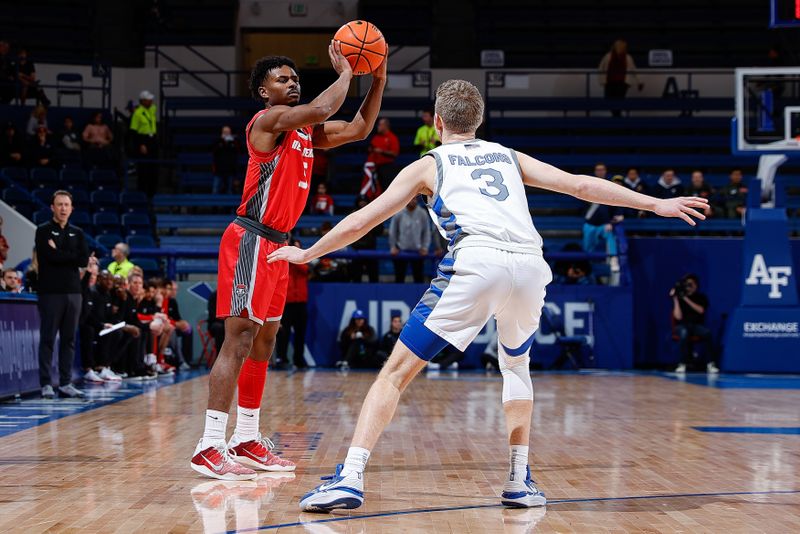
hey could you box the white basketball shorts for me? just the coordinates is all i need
[399,246,552,360]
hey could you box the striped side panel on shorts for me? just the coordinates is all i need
[230,229,259,317]
[411,251,457,321]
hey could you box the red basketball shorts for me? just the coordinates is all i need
[216,222,288,325]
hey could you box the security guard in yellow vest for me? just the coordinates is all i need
[130,90,158,197]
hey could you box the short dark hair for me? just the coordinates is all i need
[249,56,297,102]
[683,273,699,285]
[51,190,72,204]
[626,167,639,174]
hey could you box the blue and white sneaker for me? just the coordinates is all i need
[299,464,364,512]
[501,466,547,508]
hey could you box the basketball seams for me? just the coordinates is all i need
[336,20,386,75]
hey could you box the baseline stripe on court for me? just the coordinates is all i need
[233,489,800,533]
[693,426,800,435]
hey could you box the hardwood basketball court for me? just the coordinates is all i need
[1,370,798,532]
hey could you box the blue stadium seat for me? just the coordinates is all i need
[126,234,156,248]
[130,257,161,276]
[1,167,28,185]
[2,187,34,216]
[96,233,123,249]
[99,257,113,270]
[122,213,152,235]
[60,168,88,190]
[69,211,93,233]
[32,189,55,207]
[119,191,149,213]
[30,168,60,189]
[93,212,120,234]
[33,208,52,225]
[90,190,119,212]
[90,169,120,191]
[70,189,90,211]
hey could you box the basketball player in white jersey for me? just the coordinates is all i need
[268,80,708,511]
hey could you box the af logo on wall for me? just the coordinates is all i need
[745,254,793,299]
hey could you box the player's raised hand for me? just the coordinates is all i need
[373,42,389,80]
[653,197,709,226]
[329,40,353,78]
[268,246,309,264]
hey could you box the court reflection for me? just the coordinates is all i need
[190,472,295,533]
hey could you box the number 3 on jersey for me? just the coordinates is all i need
[471,168,509,201]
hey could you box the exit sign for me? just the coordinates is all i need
[289,3,307,17]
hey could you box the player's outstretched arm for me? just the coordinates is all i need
[268,156,434,264]
[515,151,709,226]
[312,44,389,149]
[257,41,353,134]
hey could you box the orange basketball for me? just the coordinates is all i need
[333,20,386,76]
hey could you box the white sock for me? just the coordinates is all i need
[340,446,370,476]
[509,444,529,482]
[201,409,228,448]
[233,406,260,442]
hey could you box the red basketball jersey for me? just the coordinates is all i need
[237,109,314,232]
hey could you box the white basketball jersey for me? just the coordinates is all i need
[426,139,543,254]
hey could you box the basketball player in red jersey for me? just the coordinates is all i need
[191,41,388,480]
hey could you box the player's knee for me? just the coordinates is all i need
[499,353,534,403]
[227,330,255,362]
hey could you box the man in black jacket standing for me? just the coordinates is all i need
[35,190,89,398]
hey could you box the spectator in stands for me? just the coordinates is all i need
[350,196,382,283]
[36,190,89,398]
[1,268,21,292]
[654,169,684,198]
[130,90,158,197]
[671,274,718,374]
[622,167,647,217]
[310,222,349,281]
[376,311,403,364]
[0,215,8,269]
[211,125,241,194]
[583,163,621,271]
[338,309,377,369]
[28,125,53,167]
[276,239,310,370]
[108,242,135,278]
[720,168,748,218]
[16,49,48,106]
[0,40,16,104]
[26,104,49,137]
[413,110,440,156]
[623,167,646,194]
[389,197,431,283]
[367,117,400,190]
[24,248,38,292]
[598,39,642,117]
[82,111,114,167]
[555,261,594,285]
[206,290,224,360]
[1,122,24,166]
[309,182,335,215]
[137,279,173,374]
[56,116,82,163]
[687,171,715,218]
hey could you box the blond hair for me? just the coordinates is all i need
[434,79,484,134]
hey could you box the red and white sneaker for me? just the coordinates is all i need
[190,440,257,481]
[228,433,296,472]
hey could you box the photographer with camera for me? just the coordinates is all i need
[670,274,718,374]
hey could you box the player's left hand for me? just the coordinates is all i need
[373,43,389,80]
[268,246,309,264]
[653,197,708,226]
